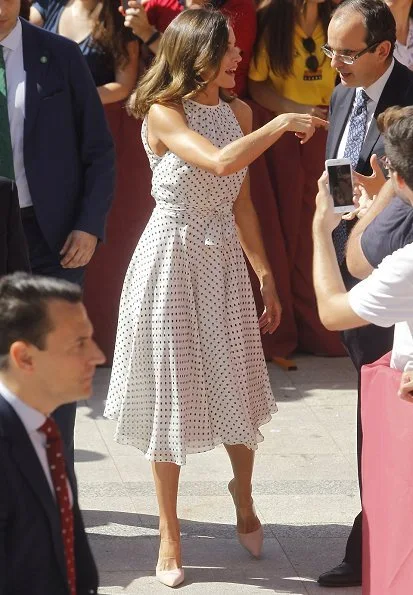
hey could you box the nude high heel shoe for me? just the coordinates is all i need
[156,540,185,587]
[156,566,185,588]
[228,479,264,558]
[237,525,263,558]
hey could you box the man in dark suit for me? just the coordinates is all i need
[0,177,30,275]
[0,272,105,594]
[0,0,115,458]
[319,0,413,587]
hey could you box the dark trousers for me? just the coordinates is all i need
[340,265,394,572]
[21,208,85,465]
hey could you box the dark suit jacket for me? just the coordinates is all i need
[326,59,413,174]
[0,394,98,594]
[326,58,413,286]
[20,18,115,253]
[326,60,413,371]
[0,178,30,275]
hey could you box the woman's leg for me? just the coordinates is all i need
[152,462,182,571]
[224,444,261,534]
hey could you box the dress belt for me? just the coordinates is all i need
[155,201,235,247]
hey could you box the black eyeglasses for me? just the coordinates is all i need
[302,37,319,72]
[321,41,382,65]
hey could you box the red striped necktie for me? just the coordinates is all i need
[39,417,77,595]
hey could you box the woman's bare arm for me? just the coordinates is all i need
[97,41,139,105]
[148,99,327,176]
[29,5,44,26]
[248,79,328,119]
[231,100,281,333]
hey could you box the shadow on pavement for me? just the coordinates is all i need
[83,509,351,593]
[75,449,107,463]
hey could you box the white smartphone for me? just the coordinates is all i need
[325,158,355,213]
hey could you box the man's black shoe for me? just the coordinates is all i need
[318,562,362,587]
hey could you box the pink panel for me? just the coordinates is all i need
[361,353,413,594]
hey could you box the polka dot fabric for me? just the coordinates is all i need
[104,99,277,465]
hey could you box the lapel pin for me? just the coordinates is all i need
[40,56,48,64]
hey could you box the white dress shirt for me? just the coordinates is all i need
[0,380,73,503]
[2,19,33,208]
[337,59,395,159]
[348,242,413,372]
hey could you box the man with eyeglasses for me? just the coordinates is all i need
[319,0,413,588]
[314,105,413,589]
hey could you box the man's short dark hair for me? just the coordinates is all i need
[334,0,396,55]
[378,106,413,192]
[0,273,82,370]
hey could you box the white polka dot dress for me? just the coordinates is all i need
[104,99,277,465]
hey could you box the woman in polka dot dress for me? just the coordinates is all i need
[104,8,327,587]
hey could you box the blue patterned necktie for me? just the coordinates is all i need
[333,89,369,264]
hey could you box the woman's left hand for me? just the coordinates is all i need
[259,277,282,334]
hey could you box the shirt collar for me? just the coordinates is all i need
[1,18,22,52]
[0,380,46,434]
[362,58,395,104]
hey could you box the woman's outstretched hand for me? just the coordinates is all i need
[275,113,329,144]
[259,277,282,335]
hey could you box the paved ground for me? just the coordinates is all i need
[75,354,362,594]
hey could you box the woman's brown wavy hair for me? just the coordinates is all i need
[92,0,132,69]
[129,9,233,120]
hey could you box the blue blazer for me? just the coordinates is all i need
[0,394,98,594]
[20,18,115,252]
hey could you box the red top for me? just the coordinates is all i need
[144,0,183,34]
[143,0,257,97]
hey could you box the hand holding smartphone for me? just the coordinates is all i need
[325,158,355,214]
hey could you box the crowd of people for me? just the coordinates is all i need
[1,0,413,591]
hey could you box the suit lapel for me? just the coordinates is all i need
[357,116,380,171]
[330,88,355,158]
[375,60,405,116]
[0,395,68,584]
[20,19,52,140]
[357,62,403,169]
